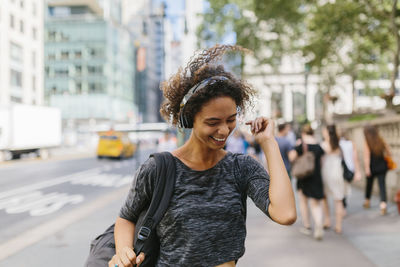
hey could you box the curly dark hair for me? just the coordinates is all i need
[160,44,256,128]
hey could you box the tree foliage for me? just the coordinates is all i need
[199,0,400,106]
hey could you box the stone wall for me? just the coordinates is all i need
[340,116,400,202]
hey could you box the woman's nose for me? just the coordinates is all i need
[218,124,230,135]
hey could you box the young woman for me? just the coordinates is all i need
[321,124,346,234]
[289,124,325,240]
[363,125,392,215]
[108,45,296,267]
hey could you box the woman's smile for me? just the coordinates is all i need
[210,135,227,145]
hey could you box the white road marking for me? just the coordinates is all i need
[0,168,98,200]
[0,162,130,200]
[0,186,129,261]
[0,164,133,216]
[2,191,84,216]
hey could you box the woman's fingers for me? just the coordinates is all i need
[126,249,136,262]
[136,252,146,266]
[246,117,268,134]
[108,255,116,267]
[120,253,133,267]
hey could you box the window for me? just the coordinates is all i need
[88,65,103,74]
[48,53,56,60]
[89,83,103,93]
[10,69,23,87]
[10,14,15,28]
[32,76,36,91]
[19,20,24,33]
[75,65,82,74]
[48,31,56,41]
[32,51,36,67]
[32,27,37,40]
[55,69,68,76]
[10,42,23,62]
[76,82,82,93]
[61,51,69,59]
[11,96,22,103]
[74,51,82,59]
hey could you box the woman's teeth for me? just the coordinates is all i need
[211,136,226,142]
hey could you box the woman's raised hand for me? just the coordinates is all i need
[245,117,275,143]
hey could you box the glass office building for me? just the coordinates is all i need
[45,1,136,124]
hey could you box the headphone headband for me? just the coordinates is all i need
[178,76,229,129]
[179,76,229,109]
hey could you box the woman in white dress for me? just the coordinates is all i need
[321,124,345,233]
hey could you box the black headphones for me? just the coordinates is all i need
[178,106,192,128]
[177,76,229,129]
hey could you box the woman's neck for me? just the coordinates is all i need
[172,135,226,170]
[302,134,316,144]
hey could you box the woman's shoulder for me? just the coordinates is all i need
[229,152,266,174]
[136,155,157,177]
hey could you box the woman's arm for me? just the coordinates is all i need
[383,141,392,157]
[352,141,362,181]
[246,117,296,225]
[108,217,145,267]
[363,140,371,177]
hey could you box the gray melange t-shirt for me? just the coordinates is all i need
[119,152,271,266]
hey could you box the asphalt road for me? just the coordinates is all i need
[0,148,155,265]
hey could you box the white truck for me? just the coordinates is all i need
[0,104,62,161]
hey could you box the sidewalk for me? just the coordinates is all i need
[238,185,400,267]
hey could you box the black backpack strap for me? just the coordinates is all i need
[134,151,176,256]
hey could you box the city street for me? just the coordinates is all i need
[0,150,399,267]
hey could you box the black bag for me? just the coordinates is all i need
[341,159,354,182]
[85,152,176,267]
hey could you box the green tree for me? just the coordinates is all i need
[198,0,311,70]
[199,0,399,113]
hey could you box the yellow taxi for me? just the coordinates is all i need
[96,130,136,159]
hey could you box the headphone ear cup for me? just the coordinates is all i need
[179,109,187,128]
[179,106,193,128]
[186,116,192,128]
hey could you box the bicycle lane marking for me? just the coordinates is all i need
[0,186,129,261]
[0,163,133,217]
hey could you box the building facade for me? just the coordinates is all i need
[45,0,136,126]
[122,0,166,123]
[0,0,44,106]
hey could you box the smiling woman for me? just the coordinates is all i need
[108,44,296,267]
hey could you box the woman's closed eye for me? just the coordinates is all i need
[207,119,235,126]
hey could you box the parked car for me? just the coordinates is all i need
[96,131,136,159]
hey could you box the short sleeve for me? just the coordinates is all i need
[119,157,157,223]
[237,155,271,218]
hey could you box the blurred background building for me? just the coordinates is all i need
[44,0,137,130]
[122,0,166,123]
[0,0,44,106]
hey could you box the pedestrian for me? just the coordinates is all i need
[290,124,325,240]
[363,125,392,215]
[320,124,346,234]
[275,122,295,178]
[157,129,178,152]
[225,129,246,154]
[286,123,297,148]
[338,128,362,215]
[108,45,297,267]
